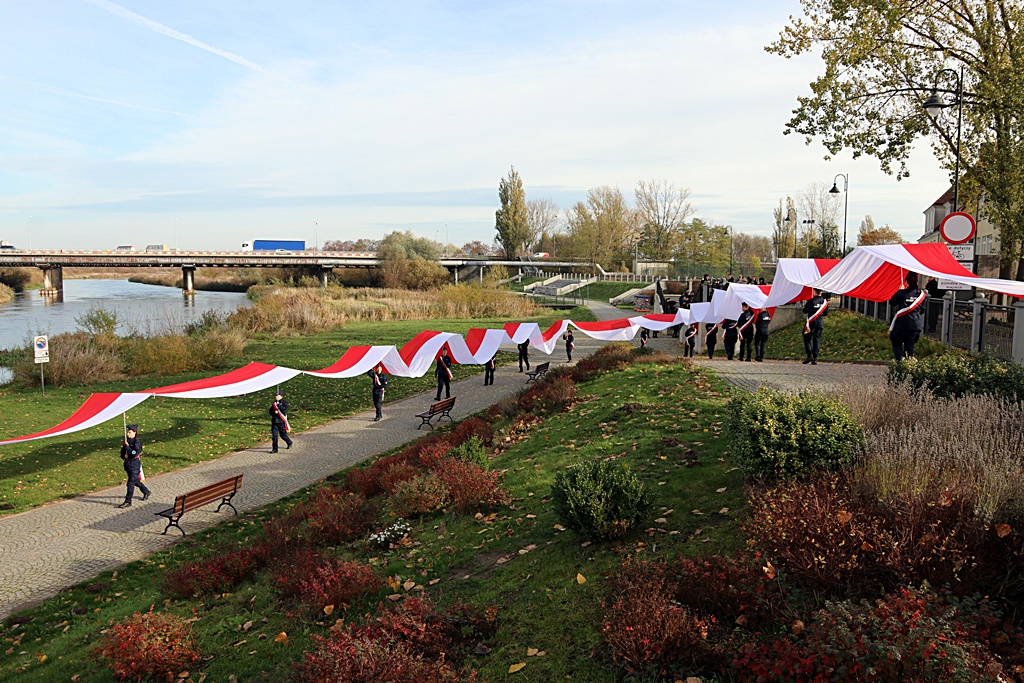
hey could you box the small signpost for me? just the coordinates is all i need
[938,213,979,291]
[34,335,48,397]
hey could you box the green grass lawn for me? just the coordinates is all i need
[0,307,596,515]
[577,280,649,302]
[0,356,741,682]
[764,309,949,362]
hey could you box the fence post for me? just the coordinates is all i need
[971,295,987,354]
[1013,300,1024,366]
[943,292,956,349]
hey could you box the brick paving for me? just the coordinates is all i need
[0,301,633,620]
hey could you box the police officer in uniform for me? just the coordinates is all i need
[737,303,755,362]
[517,341,530,372]
[889,273,927,361]
[704,322,719,359]
[562,329,575,362]
[722,318,738,360]
[753,307,772,362]
[369,364,387,421]
[269,392,293,452]
[434,346,453,400]
[116,424,150,508]
[802,289,828,365]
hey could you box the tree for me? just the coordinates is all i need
[564,186,638,269]
[798,182,842,258]
[634,180,694,260]
[768,0,1024,278]
[377,231,448,290]
[772,197,798,261]
[857,216,904,246]
[676,218,730,272]
[526,199,560,253]
[460,240,490,256]
[494,166,531,258]
[732,233,774,265]
[323,238,379,252]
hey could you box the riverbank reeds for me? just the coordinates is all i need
[0,282,13,304]
[228,284,542,334]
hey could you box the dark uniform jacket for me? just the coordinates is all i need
[704,323,718,343]
[737,310,755,338]
[269,400,289,425]
[722,319,738,341]
[369,370,388,394]
[802,296,828,330]
[435,354,453,378]
[889,287,926,333]
[120,436,142,461]
[755,310,772,332]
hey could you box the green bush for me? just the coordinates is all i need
[551,459,652,541]
[725,387,863,480]
[449,435,489,470]
[888,354,1024,402]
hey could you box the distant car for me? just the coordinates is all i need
[145,244,170,252]
[274,248,291,254]
[532,252,550,258]
[115,245,136,252]
[0,244,17,251]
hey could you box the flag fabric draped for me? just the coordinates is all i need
[4,242,1022,446]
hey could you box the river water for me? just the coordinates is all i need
[0,279,251,351]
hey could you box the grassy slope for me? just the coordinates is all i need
[0,358,741,682]
[764,309,948,362]
[575,281,649,302]
[0,307,596,514]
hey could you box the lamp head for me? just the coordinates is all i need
[923,90,945,118]
[829,183,840,194]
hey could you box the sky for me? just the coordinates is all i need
[0,0,953,253]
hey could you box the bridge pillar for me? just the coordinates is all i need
[39,266,63,297]
[181,266,196,295]
[318,267,331,288]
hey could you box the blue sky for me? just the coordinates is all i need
[0,0,950,251]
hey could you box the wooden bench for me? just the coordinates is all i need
[415,396,456,430]
[525,361,550,383]
[155,474,243,537]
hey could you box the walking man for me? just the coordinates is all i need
[704,322,718,359]
[722,318,738,360]
[802,289,828,365]
[483,354,496,386]
[639,327,649,348]
[435,346,453,400]
[562,329,575,362]
[753,307,772,362]
[737,303,755,362]
[270,392,293,452]
[683,323,697,357]
[116,424,150,508]
[889,273,927,361]
[369,364,388,421]
[517,341,530,372]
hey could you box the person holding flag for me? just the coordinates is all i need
[639,327,649,348]
[737,303,755,362]
[435,346,454,401]
[517,341,530,373]
[889,273,927,361]
[722,318,738,360]
[683,323,697,357]
[116,423,150,508]
[483,354,496,386]
[704,322,719,359]
[562,329,575,362]
[369,364,388,421]
[269,392,293,452]
[753,306,772,362]
[802,288,829,365]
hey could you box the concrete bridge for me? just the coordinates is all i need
[0,250,602,296]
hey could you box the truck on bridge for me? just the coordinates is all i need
[241,239,305,252]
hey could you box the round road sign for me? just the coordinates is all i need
[939,212,977,244]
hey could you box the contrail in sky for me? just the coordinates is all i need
[0,74,191,116]
[83,0,263,72]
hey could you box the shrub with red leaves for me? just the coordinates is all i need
[378,463,421,495]
[413,439,453,470]
[668,552,787,631]
[294,595,497,682]
[274,549,384,615]
[94,610,202,681]
[447,416,494,447]
[731,585,1008,682]
[432,457,507,514]
[603,560,718,678]
[390,473,451,518]
[300,489,379,546]
[516,376,577,416]
[345,466,382,498]
[162,546,260,599]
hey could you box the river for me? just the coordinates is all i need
[0,279,251,352]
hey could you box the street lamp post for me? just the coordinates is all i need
[27,215,32,250]
[923,67,965,211]
[724,226,734,276]
[445,223,449,257]
[313,221,318,252]
[829,173,849,254]
[174,218,178,251]
[802,219,816,258]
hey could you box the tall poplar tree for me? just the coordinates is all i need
[495,166,530,258]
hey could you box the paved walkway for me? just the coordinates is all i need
[689,357,887,392]
[0,301,632,619]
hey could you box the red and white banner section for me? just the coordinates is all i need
[571,318,639,341]
[448,328,507,364]
[146,362,302,399]
[303,345,404,379]
[0,392,151,445]
[763,258,841,308]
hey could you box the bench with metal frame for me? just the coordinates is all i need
[155,474,243,536]
[525,361,550,383]
[415,396,456,430]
